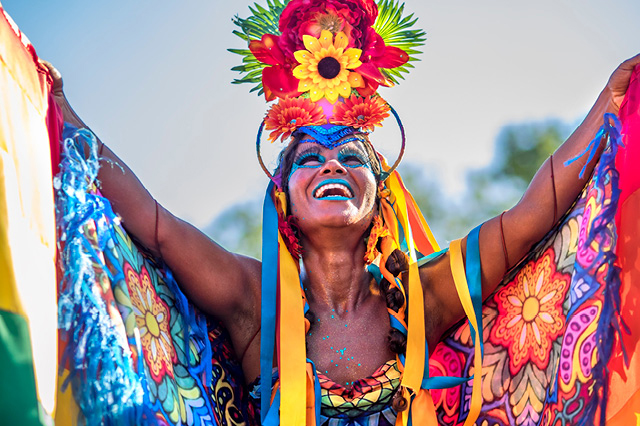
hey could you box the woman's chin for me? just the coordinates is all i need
[299,205,373,231]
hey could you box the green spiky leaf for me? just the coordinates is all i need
[373,0,426,85]
[229,0,290,94]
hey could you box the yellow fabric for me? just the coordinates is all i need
[449,239,483,426]
[411,389,439,426]
[0,5,58,419]
[278,232,308,426]
[386,172,425,393]
[54,367,79,426]
[305,363,317,426]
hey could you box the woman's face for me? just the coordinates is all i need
[287,137,378,234]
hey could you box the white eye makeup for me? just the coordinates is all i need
[337,146,371,169]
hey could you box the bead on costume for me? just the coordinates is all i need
[230,1,482,425]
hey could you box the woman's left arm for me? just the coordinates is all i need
[473,53,640,297]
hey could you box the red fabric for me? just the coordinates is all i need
[616,65,640,220]
[47,91,63,176]
[607,64,640,425]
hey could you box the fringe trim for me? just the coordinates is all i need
[570,114,627,426]
[55,124,145,425]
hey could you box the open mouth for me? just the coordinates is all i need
[313,180,354,199]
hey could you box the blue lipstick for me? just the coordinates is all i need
[312,179,354,200]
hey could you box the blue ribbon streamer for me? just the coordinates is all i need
[565,113,623,179]
[465,225,484,356]
[260,182,279,422]
[420,224,483,390]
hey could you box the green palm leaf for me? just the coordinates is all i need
[373,0,426,85]
[229,0,290,94]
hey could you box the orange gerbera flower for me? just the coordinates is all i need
[332,95,390,132]
[264,97,327,142]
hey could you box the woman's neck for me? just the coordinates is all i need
[300,229,372,313]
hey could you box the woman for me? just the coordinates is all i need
[46,0,640,423]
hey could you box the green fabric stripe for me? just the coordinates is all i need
[0,309,48,426]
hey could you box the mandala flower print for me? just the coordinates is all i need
[293,30,364,103]
[125,263,176,382]
[491,248,569,375]
[333,95,390,131]
[278,0,378,60]
[265,97,326,142]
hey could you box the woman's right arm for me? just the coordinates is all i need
[47,63,261,329]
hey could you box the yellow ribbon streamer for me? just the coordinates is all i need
[278,233,307,426]
[386,173,425,394]
[449,239,483,426]
[274,187,311,425]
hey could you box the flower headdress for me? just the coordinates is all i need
[231,2,484,426]
[231,0,425,169]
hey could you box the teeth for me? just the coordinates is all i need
[315,183,353,198]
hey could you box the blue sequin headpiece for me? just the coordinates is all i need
[295,125,362,149]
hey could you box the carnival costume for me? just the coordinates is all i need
[1,1,640,425]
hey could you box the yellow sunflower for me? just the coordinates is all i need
[293,30,364,103]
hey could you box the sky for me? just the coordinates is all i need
[3,0,640,229]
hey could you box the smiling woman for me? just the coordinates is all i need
[3,0,640,426]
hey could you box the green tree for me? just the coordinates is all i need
[462,120,570,226]
[205,200,263,259]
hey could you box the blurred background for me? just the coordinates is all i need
[3,0,639,257]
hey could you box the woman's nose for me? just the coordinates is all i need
[321,158,346,174]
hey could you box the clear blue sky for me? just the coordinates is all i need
[3,0,639,227]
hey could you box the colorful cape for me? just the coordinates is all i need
[1,4,639,426]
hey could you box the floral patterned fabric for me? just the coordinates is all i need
[106,225,252,426]
[429,142,621,426]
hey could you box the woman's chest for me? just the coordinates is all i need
[305,306,396,387]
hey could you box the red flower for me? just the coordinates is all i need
[279,215,303,258]
[265,97,327,142]
[333,95,390,132]
[278,0,378,61]
[355,28,409,96]
[249,34,301,101]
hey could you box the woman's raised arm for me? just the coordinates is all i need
[46,63,261,333]
[423,54,640,343]
[476,53,640,295]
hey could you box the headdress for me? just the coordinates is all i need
[230,1,483,425]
